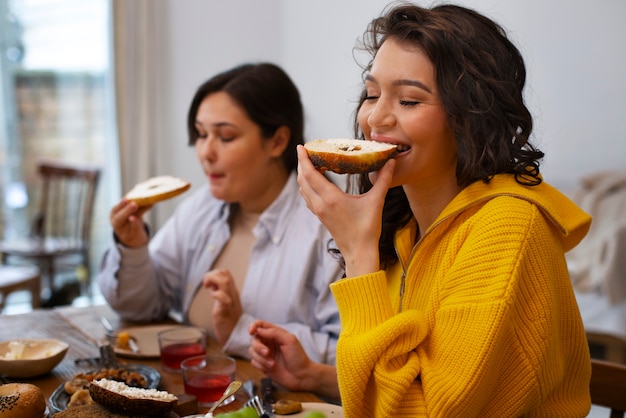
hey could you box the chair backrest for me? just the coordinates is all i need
[590,358,626,417]
[31,160,101,245]
[587,331,626,364]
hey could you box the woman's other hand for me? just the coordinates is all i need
[249,320,340,401]
[204,269,243,345]
[110,199,152,248]
[248,320,312,390]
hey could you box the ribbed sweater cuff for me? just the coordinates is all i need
[330,271,394,335]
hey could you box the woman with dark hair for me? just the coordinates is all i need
[252,3,592,416]
[98,63,342,363]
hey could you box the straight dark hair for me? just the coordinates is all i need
[187,63,304,173]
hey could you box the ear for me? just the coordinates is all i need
[267,125,291,158]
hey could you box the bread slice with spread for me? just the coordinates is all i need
[304,138,399,174]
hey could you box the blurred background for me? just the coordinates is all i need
[1,0,625,324]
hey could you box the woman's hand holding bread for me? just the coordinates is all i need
[109,199,151,248]
[111,175,191,248]
[297,144,395,277]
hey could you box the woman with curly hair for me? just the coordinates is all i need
[291,2,591,416]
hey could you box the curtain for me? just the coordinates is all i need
[112,0,161,225]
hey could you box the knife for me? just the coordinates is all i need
[260,377,275,418]
[128,336,140,354]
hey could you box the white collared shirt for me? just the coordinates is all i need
[97,173,343,363]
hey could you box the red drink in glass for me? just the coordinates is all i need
[160,342,205,371]
[181,354,237,407]
[183,373,231,404]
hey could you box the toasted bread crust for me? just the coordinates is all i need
[125,175,191,206]
[304,138,398,174]
[0,383,46,418]
[89,379,177,416]
[51,403,142,417]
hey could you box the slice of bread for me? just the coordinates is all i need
[125,175,191,207]
[89,379,177,416]
[304,138,398,174]
[51,403,141,417]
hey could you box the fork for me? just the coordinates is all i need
[243,395,263,415]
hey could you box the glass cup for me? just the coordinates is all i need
[158,327,207,372]
[181,354,237,407]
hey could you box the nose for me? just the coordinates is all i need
[196,136,216,162]
[366,98,396,129]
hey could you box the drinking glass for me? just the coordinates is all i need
[181,354,237,407]
[158,327,207,372]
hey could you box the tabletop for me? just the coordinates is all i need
[0,303,325,416]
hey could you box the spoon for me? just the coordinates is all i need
[205,380,243,417]
[101,316,115,334]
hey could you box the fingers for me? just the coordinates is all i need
[368,158,396,190]
[110,199,137,227]
[248,324,275,370]
[249,320,271,336]
[203,270,237,305]
[297,145,345,218]
[133,204,153,219]
[248,321,292,349]
[296,145,333,198]
[202,269,233,289]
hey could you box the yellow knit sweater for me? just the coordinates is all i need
[330,175,592,417]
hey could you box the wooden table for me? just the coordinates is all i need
[0,304,323,416]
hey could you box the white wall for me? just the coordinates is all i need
[152,0,626,225]
[152,0,283,223]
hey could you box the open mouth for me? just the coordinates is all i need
[395,144,411,153]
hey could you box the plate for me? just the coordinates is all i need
[48,363,161,414]
[292,402,344,417]
[113,324,180,358]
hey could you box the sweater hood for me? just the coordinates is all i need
[438,174,592,252]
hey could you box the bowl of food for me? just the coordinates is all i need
[0,339,69,378]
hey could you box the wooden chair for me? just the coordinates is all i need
[0,265,41,312]
[0,160,100,300]
[587,330,626,364]
[590,358,626,417]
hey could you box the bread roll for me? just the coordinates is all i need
[0,383,46,418]
[125,175,191,206]
[304,138,399,174]
[89,378,177,416]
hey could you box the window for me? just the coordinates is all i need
[0,0,118,299]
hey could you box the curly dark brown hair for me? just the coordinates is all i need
[350,2,545,268]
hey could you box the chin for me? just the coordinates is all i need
[209,186,227,200]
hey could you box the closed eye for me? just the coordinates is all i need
[400,100,420,107]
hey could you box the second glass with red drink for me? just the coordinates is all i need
[157,326,207,372]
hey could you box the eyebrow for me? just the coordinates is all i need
[365,74,433,94]
[195,120,236,129]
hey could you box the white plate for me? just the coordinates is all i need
[291,402,344,417]
[113,324,180,358]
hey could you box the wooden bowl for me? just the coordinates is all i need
[0,339,69,378]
